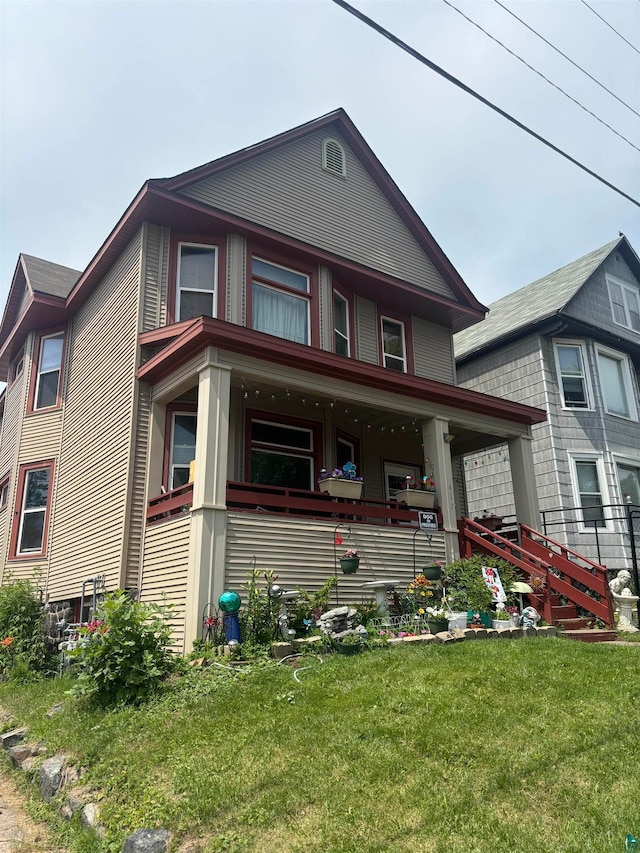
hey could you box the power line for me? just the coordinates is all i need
[330,0,640,208]
[442,0,640,152]
[579,0,640,56]
[493,0,640,119]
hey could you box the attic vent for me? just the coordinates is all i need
[322,138,346,177]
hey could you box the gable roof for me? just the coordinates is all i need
[454,238,624,361]
[21,255,81,298]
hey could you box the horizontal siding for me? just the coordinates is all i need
[18,411,63,462]
[225,513,446,604]
[412,318,455,383]
[47,230,143,601]
[0,372,25,476]
[355,296,378,364]
[125,381,151,590]
[140,515,190,652]
[180,129,453,299]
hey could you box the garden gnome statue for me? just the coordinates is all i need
[520,606,540,628]
[609,570,639,632]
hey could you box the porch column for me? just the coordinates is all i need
[508,433,540,529]
[421,417,459,563]
[184,354,232,652]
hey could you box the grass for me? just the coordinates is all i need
[1,638,639,852]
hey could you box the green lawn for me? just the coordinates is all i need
[1,638,639,852]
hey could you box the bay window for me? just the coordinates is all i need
[169,411,197,489]
[251,257,310,345]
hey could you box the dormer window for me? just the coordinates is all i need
[607,274,640,333]
[322,138,346,177]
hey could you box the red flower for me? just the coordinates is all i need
[334,535,343,546]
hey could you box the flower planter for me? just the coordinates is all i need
[340,557,360,575]
[319,478,363,499]
[395,489,436,508]
[448,612,467,631]
[467,610,492,628]
[331,637,364,655]
[427,618,449,634]
[492,619,510,630]
[421,564,442,581]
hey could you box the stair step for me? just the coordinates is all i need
[554,617,593,631]
[551,605,578,619]
[560,629,618,643]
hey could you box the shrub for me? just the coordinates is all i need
[0,575,51,680]
[69,591,175,706]
[444,555,519,613]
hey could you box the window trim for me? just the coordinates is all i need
[332,287,352,357]
[379,313,413,374]
[606,273,640,333]
[167,233,226,325]
[552,339,593,410]
[27,329,66,413]
[9,459,55,559]
[8,349,24,387]
[243,409,322,489]
[568,453,610,532]
[613,454,640,506]
[595,343,638,421]
[163,403,197,491]
[246,245,319,347]
[0,475,9,512]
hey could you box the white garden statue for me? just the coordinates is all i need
[609,570,639,632]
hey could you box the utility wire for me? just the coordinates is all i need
[493,0,640,119]
[579,0,640,56]
[330,0,640,208]
[442,0,640,151]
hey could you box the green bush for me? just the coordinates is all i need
[0,576,51,680]
[69,591,175,706]
[444,554,519,612]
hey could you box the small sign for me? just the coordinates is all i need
[418,511,438,531]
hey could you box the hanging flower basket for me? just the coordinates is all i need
[395,488,436,508]
[340,557,360,575]
[421,563,442,581]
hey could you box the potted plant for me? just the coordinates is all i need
[420,562,443,581]
[492,610,511,629]
[340,548,360,574]
[424,601,450,634]
[444,555,519,628]
[395,473,437,509]
[331,630,365,655]
[318,463,363,499]
[506,605,520,627]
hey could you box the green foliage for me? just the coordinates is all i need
[287,575,338,634]
[239,569,280,647]
[69,591,175,706]
[0,575,51,680]
[444,554,519,612]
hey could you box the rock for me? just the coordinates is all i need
[65,765,81,786]
[421,634,437,644]
[387,637,404,646]
[0,728,27,750]
[81,802,102,832]
[270,642,293,660]
[9,744,33,768]
[60,803,74,820]
[485,629,499,639]
[460,628,477,640]
[434,631,455,644]
[122,828,171,853]
[67,793,86,814]
[535,625,558,637]
[450,629,467,642]
[45,703,64,718]
[20,756,38,772]
[472,628,488,639]
[39,755,65,802]
[292,636,323,647]
[519,626,536,638]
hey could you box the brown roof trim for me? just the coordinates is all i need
[139,318,200,347]
[0,293,67,371]
[137,317,546,426]
[156,109,486,315]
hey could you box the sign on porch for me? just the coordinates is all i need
[418,511,438,531]
[482,566,507,603]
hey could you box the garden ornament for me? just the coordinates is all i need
[609,570,633,596]
[520,606,540,628]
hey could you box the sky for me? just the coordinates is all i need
[1,0,639,312]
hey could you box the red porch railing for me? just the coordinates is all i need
[147,480,442,527]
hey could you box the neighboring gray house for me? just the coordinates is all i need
[454,236,640,572]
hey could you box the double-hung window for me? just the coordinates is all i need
[607,274,640,333]
[570,456,607,529]
[595,345,638,420]
[333,291,350,356]
[553,341,591,408]
[176,243,217,322]
[381,317,406,372]
[0,477,8,511]
[251,257,310,345]
[12,461,54,557]
[617,463,640,506]
[33,332,64,410]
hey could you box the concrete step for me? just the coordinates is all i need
[560,629,618,643]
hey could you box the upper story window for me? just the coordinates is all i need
[251,257,310,345]
[333,291,350,357]
[0,477,9,511]
[617,462,640,506]
[607,274,640,333]
[381,317,406,372]
[177,243,217,322]
[553,341,591,409]
[31,332,64,411]
[9,350,24,386]
[595,344,638,420]
[10,461,54,558]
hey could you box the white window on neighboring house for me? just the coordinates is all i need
[595,344,638,420]
[381,317,406,372]
[607,274,640,333]
[0,477,8,511]
[177,243,217,322]
[251,257,310,346]
[333,291,350,356]
[570,455,607,529]
[553,341,591,409]
[617,462,640,506]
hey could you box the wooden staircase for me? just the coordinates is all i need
[458,518,617,642]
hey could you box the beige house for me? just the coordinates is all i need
[0,110,547,651]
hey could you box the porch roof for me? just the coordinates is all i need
[137,316,547,427]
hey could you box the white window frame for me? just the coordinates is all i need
[176,242,218,322]
[251,257,311,346]
[380,316,407,373]
[606,273,640,333]
[169,411,197,490]
[333,290,350,357]
[0,477,8,511]
[552,339,592,410]
[595,343,638,421]
[568,453,610,532]
[34,332,64,411]
[16,465,52,555]
[614,454,640,506]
